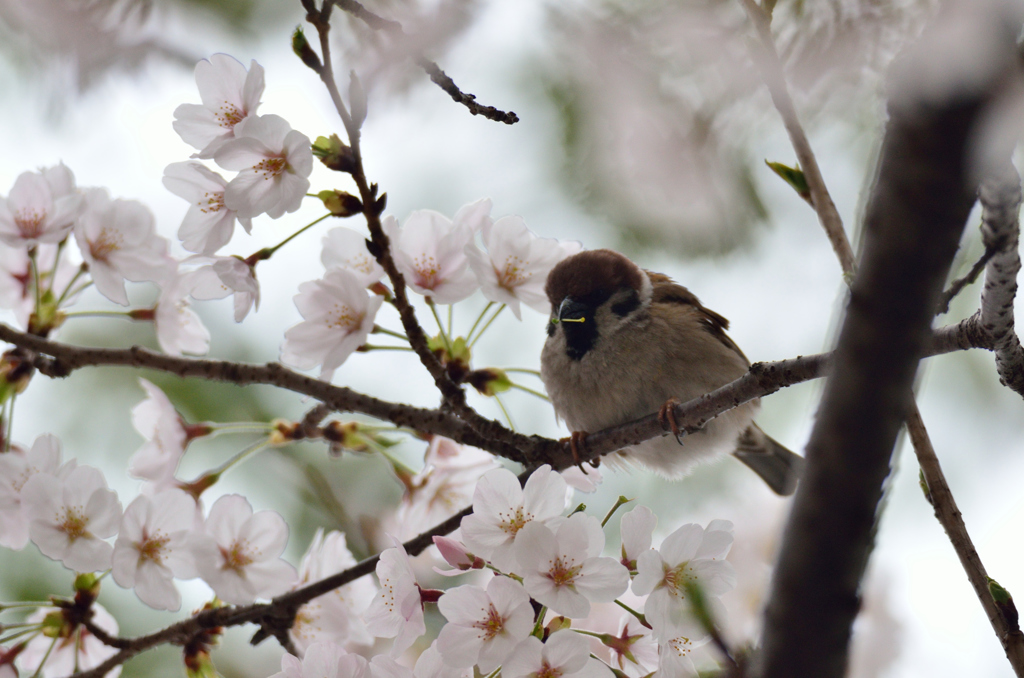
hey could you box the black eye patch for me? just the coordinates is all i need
[611,289,640,317]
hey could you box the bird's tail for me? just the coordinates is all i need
[732,424,805,496]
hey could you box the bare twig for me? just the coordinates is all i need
[331,0,518,124]
[936,245,998,315]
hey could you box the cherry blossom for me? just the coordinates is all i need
[363,541,425,656]
[191,494,297,605]
[465,215,581,319]
[128,378,188,486]
[561,465,603,494]
[412,642,473,678]
[631,520,735,640]
[216,114,313,219]
[187,255,260,322]
[514,512,630,618]
[0,164,83,247]
[0,434,68,550]
[436,575,534,672]
[154,270,212,356]
[281,268,384,381]
[502,631,613,678]
[656,620,710,678]
[73,188,174,305]
[459,464,568,573]
[620,505,657,570]
[0,243,81,327]
[321,227,385,287]
[19,604,120,678]
[601,616,658,677]
[21,464,122,572]
[112,489,198,611]
[163,161,253,254]
[432,535,485,575]
[384,198,491,304]
[290,529,377,655]
[173,54,265,158]
[269,641,370,678]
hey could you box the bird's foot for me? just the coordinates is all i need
[559,431,591,473]
[658,398,686,445]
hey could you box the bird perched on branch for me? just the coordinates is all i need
[539,249,804,495]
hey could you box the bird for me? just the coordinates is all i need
[539,248,804,496]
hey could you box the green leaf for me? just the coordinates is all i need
[765,160,811,202]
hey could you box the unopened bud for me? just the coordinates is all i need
[312,134,356,173]
[467,368,511,396]
[291,27,322,71]
[317,189,363,217]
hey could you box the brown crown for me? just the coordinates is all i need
[544,249,646,306]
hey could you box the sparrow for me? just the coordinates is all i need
[539,248,804,495]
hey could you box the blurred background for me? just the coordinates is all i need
[1,0,1023,676]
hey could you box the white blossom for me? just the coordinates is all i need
[0,164,83,247]
[0,434,68,550]
[281,268,383,381]
[191,494,297,605]
[436,575,534,672]
[515,512,630,619]
[19,604,120,678]
[128,378,188,485]
[465,215,581,319]
[291,529,377,655]
[154,270,211,356]
[216,114,313,219]
[321,227,385,286]
[631,520,735,640]
[363,541,425,656]
[187,255,260,322]
[269,641,370,678]
[502,631,613,678]
[413,642,472,678]
[73,188,173,305]
[112,489,198,611]
[21,464,122,572]
[173,54,265,158]
[656,620,710,678]
[385,198,491,304]
[620,505,657,570]
[163,161,252,254]
[459,464,568,573]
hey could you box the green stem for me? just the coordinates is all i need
[28,248,41,313]
[601,496,633,527]
[503,367,542,377]
[62,310,134,320]
[427,299,453,355]
[531,605,548,637]
[205,438,270,479]
[260,213,332,260]
[494,393,515,430]
[54,264,88,307]
[5,392,15,453]
[361,345,415,352]
[447,304,454,338]
[372,325,410,342]
[469,304,505,348]
[203,422,277,436]
[45,238,67,297]
[0,625,42,646]
[614,599,648,626]
[465,301,494,344]
[509,382,550,401]
[29,634,58,678]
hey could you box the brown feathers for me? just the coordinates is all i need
[545,249,646,307]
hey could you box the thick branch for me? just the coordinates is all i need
[756,24,1015,678]
[978,165,1024,396]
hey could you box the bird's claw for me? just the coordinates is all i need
[658,398,686,445]
[560,431,591,473]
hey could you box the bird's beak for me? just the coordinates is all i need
[557,297,588,323]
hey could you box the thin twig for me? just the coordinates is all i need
[331,0,518,124]
[935,245,999,315]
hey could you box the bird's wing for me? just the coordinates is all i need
[646,271,749,363]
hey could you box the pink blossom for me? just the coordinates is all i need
[0,434,69,550]
[154,270,212,356]
[187,255,260,322]
[502,631,613,678]
[163,161,253,254]
[173,54,265,158]
[0,164,83,247]
[21,464,122,573]
[216,114,313,219]
[112,489,198,611]
[363,541,425,656]
[19,604,120,678]
[321,227,385,287]
[128,378,188,485]
[620,505,657,571]
[191,494,297,605]
[436,575,534,671]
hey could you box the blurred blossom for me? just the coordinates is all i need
[436,575,533,671]
[321,226,385,287]
[191,493,297,605]
[187,254,260,322]
[364,540,426,656]
[20,604,120,678]
[413,641,473,678]
[270,641,370,678]
[128,378,187,485]
[173,54,265,159]
[0,434,69,550]
[281,268,384,381]
[465,215,581,319]
[0,164,83,248]
[514,512,630,619]
[632,519,735,641]
[656,620,710,678]
[154,270,211,356]
[291,529,377,655]
[561,464,602,494]
[619,505,657,570]
[384,198,490,304]
[460,464,568,573]
[74,188,173,305]
[502,630,611,678]
[0,243,83,328]
[22,464,122,572]
[216,114,313,220]
[111,489,198,611]
[162,161,253,254]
